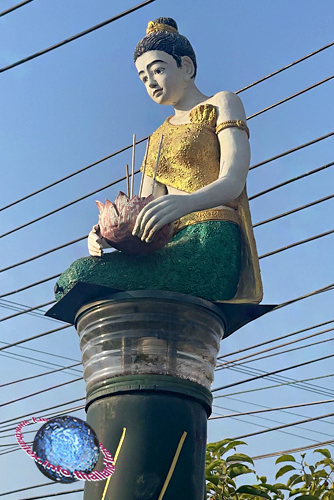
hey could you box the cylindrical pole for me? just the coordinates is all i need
[75,291,225,500]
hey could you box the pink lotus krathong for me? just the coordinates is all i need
[96,192,174,255]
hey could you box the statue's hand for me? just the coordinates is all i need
[88,224,112,257]
[132,194,192,243]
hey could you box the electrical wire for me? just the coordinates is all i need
[0,339,80,364]
[212,350,334,393]
[0,273,61,299]
[216,326,334,369]
[219,319,334,359]
[254,194,334,228]
[0,378,82,409]
[235,41,334,94]
[259,228,334,259]
[210,398,334,420]
[215,373,334,400]
[0,300,55,322]
[0,363,81,389]
[0,349,82,374]
[0,0,34,17]
[252,439,334,460]
[247,74,334,120]
[0,397,85,429]
[249,161,334,200]
[0,138,147,213]
[0,483,54,498]
[0,171,140,239]
[0,325,71,352]
[249,131,334,171]
[14,490,84,499]
[231,410,334,440]
[0,0,156,74]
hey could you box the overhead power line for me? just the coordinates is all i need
[250,131,334,171]
[0,482,53,498]
[0,363,81,389]
[0,378,82,409]
[215,373,334,400]
[209,398,334,420]
[0,137,147,213]
[0,0,34,17]
[252,439,334,460]
[259,228,334,259]
[247,74,334,120]
[216,326,334,369]
[249,161,334,200]
[0,273,61,299]
[0,300,55,322]
[231,410,334,441]
[14,489,84,499]
[212,349,334,393]
[0,325,70,353]
[236,41,334,94]
[254,194,334,228]
[0,397,85,429]
[0,0,156,74]
[220,319,334,359]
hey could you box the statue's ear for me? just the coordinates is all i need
[181,56,195,81]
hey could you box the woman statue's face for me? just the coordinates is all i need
[135,50,193,106]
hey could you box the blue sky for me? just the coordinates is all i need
[0,0,333,497]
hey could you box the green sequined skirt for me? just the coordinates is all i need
[55,221,242,303]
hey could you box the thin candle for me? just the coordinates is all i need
[130,134,136,198]
[125,164,130,198]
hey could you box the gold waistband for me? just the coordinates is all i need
[174,208,241,234]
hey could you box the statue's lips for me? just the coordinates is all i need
[153,89,163,97]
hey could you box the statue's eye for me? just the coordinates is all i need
[142,76,148,83]
[153,67,164,74]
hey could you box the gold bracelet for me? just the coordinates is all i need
[216,120,250,138]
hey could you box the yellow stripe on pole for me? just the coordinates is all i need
[157,431,188,500]
[101,427,126,500]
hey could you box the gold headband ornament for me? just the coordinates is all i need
[146,21,178,35]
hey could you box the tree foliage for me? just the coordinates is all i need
[206,439,334,500]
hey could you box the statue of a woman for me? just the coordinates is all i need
[55,17,262,304]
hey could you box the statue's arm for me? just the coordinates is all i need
[188,91,250,211]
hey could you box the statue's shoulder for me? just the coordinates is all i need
[211,91,246,122]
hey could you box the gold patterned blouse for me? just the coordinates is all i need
[142,104,220,193]
[141,103,263,304]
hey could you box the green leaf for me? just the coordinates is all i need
[276,465,297,480]
[274,483,292,491]
[289,488,309,497]
[206,475,219,486]
[276,455,297,464]
[226,453,254,465]
[314,449,331,458]
[236,485,271,499]
[261,484,279,494]
[205,460,224,472]
[287,474,303,487]
[228,464,253,479]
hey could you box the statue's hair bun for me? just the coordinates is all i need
[153,17,178,32]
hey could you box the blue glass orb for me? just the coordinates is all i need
[33,416,100,483]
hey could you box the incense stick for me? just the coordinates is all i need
[130,134,136,198]
[151,134,163,196]
[139,137,150,197]
[125,164,130,198]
